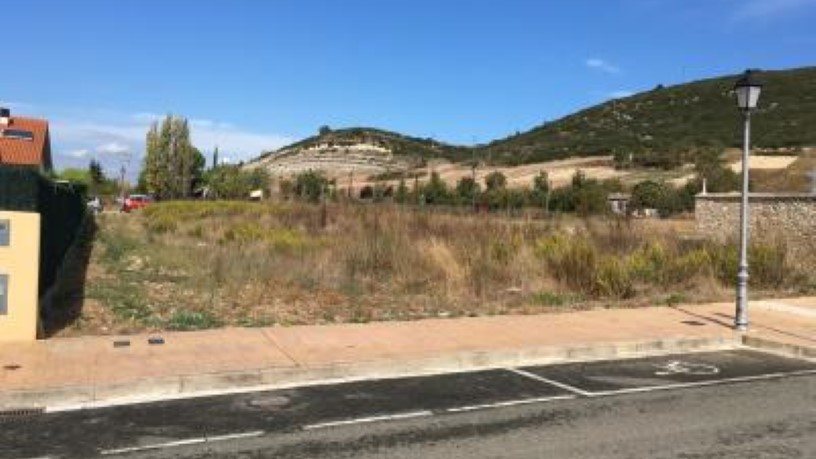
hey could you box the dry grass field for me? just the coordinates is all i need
[52,201,815,337]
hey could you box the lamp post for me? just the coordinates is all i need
[733,70,763,331]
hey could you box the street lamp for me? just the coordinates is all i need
[733,70,762,331]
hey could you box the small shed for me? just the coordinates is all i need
[607,193,631,215]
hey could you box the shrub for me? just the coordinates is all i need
[167,310,220,330]
[748,242,787,288]
[536,234,598,295]
[629,242,668,283]
[594,258,634,299]
[532,291,580,307]
[144,212,179,234]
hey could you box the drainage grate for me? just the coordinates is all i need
[0,407,45,422]
[113,339,131,348]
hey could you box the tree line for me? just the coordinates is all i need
[280,147,740,218]
[136,115,271,200]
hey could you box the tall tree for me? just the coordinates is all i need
[141,115,199,199]
[88,159,105,193]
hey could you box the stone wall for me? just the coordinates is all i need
[695,192,816,259]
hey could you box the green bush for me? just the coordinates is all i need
[594,258,635,299]
[536,234,598,296]
[167,310,221,331]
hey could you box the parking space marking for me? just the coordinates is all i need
[505,368,594,396]
[584,368,816,397]
[302,410,434,430]
[101,437,207,455]
[445,394,575,413]
[99,430,265,456]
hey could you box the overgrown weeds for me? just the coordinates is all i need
[56,201,814,336]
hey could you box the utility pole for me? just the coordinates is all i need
[471,136,478,211]
[119,164,126,201]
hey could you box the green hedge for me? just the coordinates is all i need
[0,166,87,295]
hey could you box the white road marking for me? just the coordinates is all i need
[505,368,594,396]
[101,438,206,455]
[302,410,433,430]
[587,368,816,397]
[205,430,265,442]
[445,395,576,413]
[99,430,265,455]
[652,360,719,376]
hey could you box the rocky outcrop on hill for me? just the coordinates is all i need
[249,142,411,179]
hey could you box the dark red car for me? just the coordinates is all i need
[121,194,154,212]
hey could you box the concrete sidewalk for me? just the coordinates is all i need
[1,298,814,411]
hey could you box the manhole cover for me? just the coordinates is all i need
[247,395,290,409]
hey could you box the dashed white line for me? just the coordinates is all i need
[505,368,595,397]
[205,430,265,442]
[302,410,433,430]
[101,438,206,455]
[99,430,265,455]
[445,394,575,413]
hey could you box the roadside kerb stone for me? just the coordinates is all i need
[0,384,93,411]
[91,376,183,406]
[742,335,816,360]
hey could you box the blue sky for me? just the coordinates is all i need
[3,0,816,177]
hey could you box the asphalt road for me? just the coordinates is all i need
[2,349,814,459]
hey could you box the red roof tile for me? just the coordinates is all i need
[0,116,53,171]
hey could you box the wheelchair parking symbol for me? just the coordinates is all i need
[653,360,720,376]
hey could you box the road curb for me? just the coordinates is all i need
[0,335,738,412]
[741,335,816,360]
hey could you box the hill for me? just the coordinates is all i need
[486,67,816,165]
[249,127,471,179]
[248,67,816,175]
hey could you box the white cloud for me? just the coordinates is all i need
[131,112,163,123]
[732,0,816,21]
[0,101,35,112]
[68,149,91,158]
[97,141,130,156]
[48,109,294,180]
[190,122,292,158]
[585,58,621,75]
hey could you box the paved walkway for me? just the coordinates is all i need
[1,297,814,410]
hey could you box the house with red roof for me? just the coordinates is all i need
[0,107,53,172]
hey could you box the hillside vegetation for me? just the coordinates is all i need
[257,127,471,165]
[252,67,816,168]
[487,67,816,164]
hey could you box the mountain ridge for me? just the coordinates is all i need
[248,66,816,173]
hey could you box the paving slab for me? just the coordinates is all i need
[1,297,813,410]
[264,306,736,367]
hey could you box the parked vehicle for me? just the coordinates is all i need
[121,194,153,212]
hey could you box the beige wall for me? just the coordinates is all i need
[0,211,40,342]
[695,193,816,264]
